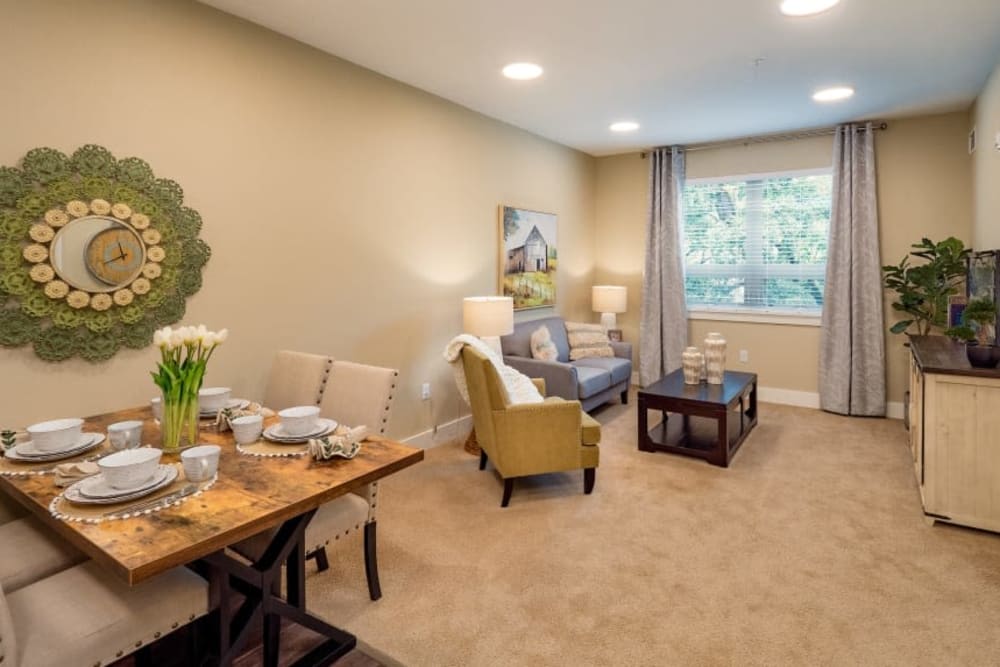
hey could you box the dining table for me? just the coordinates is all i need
[0,405,424,666]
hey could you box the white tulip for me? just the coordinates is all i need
[169,330,185,349]
[195,324,208,345]
[202,332,218,348]
[153,329,166,348]
[215,328,229,345]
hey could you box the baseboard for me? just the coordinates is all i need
[402,414,472,449]
[758,386,904,420]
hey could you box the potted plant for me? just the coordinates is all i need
[950,298,999,368]
[882,237,971,336]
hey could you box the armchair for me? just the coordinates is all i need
[461,346,600,507]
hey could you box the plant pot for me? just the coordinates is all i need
[966,343,999,369]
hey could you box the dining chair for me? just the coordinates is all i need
[0,490,26,525]
[305,360,398,600]
[0,561,209,667]
[262,350,333,411]
[0,516,85,594]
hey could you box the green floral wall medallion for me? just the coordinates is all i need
[0,145,211,362]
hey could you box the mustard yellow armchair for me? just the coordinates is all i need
[461,346,600,507]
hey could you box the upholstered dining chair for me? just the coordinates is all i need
[0,491,26,525]
[0,561,209,667]
[304,360,399,601]
[0,516,85,594]
[461,345,600,507]
[262,350,333,411]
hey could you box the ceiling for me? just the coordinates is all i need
[200,0,1000,156]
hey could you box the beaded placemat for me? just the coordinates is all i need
[49,464,217,524]
[236,439,308,458]
[0,438,110,477]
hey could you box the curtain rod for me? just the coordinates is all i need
[639,121,888,158]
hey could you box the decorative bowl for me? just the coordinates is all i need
[98,448,162,490]
[26,418,84,453]
[198,387,232,413]
[278,406,321,436]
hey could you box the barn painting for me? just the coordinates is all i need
[499,206,557,310]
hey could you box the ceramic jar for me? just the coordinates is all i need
[704,332,727,385]
[682,347,703,384]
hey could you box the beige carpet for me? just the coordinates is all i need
[307,399,1000,666]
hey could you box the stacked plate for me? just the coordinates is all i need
[263,418,337,444]
[63,464,179,505]
[4,433,106,463]
[198,398,250,418]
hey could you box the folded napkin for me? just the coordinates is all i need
[214,402,276,431]
[0,429,28,456]
[54,461,100,487]
[308,425,368,461]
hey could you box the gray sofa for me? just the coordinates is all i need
[501,316,632,412]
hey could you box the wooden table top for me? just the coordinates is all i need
[909,335,1000,378]
[639,369,756,406]
[0,407,423,585]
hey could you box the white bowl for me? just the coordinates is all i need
[98,448,162,490]
[198,387,232,413]
[231,414,263,445]
[26,418,84,453]
[278,405,321,436]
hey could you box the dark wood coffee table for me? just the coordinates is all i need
[637,369,758,467]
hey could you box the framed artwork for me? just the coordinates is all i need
[499,205,557,310]
[948,296,967,328]
[607,328,623,343]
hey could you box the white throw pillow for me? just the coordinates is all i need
[565,321,614,360]
[530,325,559,361]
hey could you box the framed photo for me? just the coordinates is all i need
[948,295,967,328]
[607,328,623,343]
[499,205,557,311]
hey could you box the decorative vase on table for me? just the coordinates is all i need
[151,325,229,454]
[682,347,704,384]
[704,332,727,385]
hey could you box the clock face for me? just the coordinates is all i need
[84,226,146,287]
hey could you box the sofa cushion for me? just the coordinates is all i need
[502,316,570,362]
[572,356,631,387]
[565,322,614,360]
[574,365,612,399]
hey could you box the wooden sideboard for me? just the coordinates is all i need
[908,336,1000,533]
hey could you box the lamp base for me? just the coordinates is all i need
[481,335,502,356]
[600,312,617,331]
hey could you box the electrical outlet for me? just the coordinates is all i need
[421,382,431,400]
[739,349,749,363]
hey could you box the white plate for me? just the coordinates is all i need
[263,418,337,443]
[199,398,249,417]
[64,465,178,505]
[6,433,106,462]
[77,465,172,499]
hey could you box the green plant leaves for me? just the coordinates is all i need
[882,236,970,336]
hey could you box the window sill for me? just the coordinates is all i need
[687,308,822,327]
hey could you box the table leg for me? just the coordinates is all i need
[637,396,649,451]
[713,410,730,468]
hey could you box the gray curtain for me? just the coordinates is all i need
[639,147,687,386]
[819,123,886,416]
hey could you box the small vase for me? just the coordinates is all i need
[160,393,200,454]
[682,347,704,384]
[704,332,727,385]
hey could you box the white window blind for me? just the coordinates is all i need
[682,169,832,313]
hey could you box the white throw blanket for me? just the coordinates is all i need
[443,334,544,407]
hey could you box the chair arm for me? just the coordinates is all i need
[610,341,633,361]
[503,356,578,400]
[531,378,546,395]
[491,400,584,477]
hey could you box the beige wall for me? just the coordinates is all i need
[972,59,1000,249]
[0,0,597,435]
[594,112,973,406]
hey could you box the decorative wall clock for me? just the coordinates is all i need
[0,145,211,361]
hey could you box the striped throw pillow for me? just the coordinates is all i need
[565,321,614,360]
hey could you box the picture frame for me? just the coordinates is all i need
[607,328,623,343]
[499,205,557,311]
[948,295,967,328]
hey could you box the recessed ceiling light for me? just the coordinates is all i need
[502,63,543,80]
[812,86,855,102]
[610,121,640,132]
[780,0,840,16]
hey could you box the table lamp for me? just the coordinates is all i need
[592,285,627,330]
[463,296,514,355]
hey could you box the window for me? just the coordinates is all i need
[682,169,832,315]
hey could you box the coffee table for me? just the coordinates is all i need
[637,369,757,467]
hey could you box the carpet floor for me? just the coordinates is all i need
[307,398,1000,666]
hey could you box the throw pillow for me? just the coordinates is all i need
[565,321,614,360]
[530,325,559,361]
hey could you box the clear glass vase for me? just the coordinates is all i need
[160,392,199,454]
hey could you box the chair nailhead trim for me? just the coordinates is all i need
[172,622,179,629]
[116,651,124,657]
[154,631,161,639]
[189,614,196,621]
[135,641,142,648]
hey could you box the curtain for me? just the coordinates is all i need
[639,147,687,386]
[819,123,886,416]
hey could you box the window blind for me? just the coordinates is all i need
[681,170,832,312]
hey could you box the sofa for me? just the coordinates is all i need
[500,316,632,412]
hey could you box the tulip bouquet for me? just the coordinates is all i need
[151,325,229,453]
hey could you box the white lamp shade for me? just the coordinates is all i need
[592,286,627,314]
[463,297,514,337]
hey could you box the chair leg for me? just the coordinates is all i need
[501,478,514,507]
[479,449,488,470]
[306,546,330,572]
[364,521,382,601]
[621,388,629,404]
[584,468,596,494]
